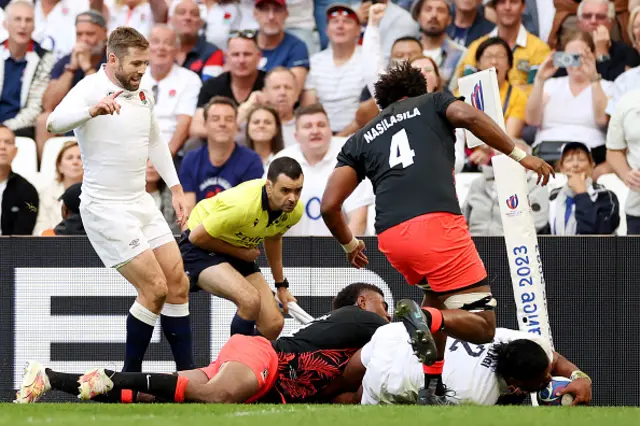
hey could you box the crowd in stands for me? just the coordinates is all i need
[1,0,639,239]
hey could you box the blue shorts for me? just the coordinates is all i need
[179,231,261,292]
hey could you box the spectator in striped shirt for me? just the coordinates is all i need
[301,4,366,136]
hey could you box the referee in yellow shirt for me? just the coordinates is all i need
[179,157,304,339]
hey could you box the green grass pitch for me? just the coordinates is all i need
[2,404,640,426]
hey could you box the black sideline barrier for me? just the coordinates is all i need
[0,236,638,406]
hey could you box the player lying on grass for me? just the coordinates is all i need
[351,322,592,406]
[15,284,433,404]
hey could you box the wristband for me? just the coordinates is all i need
[570,370,591,383]
[275,278,289,289]
[341,237,359,253]
[508,146,527,162]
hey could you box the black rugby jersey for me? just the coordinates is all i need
[336,92,463,234]
[260,306,387,403]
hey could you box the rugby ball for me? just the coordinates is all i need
[537,377,574,406]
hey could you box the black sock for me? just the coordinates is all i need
[104,369,179,402]
[161,313,195,370]
[123,309,156,372]
[46,369,81,396]
[230,312,256,336]
[424,374,445,394]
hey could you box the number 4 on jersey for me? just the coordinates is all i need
[389,129,415,168]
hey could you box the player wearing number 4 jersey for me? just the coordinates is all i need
[321,61,555,405]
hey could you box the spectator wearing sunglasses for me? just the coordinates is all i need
[190,29,266,139]
[254,0,310,98]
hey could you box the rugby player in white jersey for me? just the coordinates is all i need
[356,321,593,406]
[18,28,194,397]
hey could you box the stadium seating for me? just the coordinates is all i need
[39,136,76,187]
[12,137,38,185]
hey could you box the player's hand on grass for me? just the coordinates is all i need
[90,91,123,117]
[519,155,555,186]
[170,185,188,228]
[347,239,368,269]
[558,378,592,406]
[277,287,297,314]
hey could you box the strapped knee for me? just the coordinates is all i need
[444,293,497,312]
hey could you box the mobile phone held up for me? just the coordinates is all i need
[553,52,581,68]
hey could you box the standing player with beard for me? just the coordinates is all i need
[20,28,192,386]
[321,62,555,405]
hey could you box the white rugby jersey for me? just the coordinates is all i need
[270,138,375,236]
[361,324,553,406]
[47,66,179,201]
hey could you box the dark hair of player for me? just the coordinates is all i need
[107,26,149,59]
[494,339,549,381]
[475,37,514,70]
[294,103,328,125]
[203,96,238,121]
[373,61,428,110]
[332,283,385,310]
[267,156,303,182]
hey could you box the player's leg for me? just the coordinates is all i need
[141,195,194,371]
[117,251,169,372]
[152,240,194,371]
[81,199,169,373]
[197,264,261,336]
[245,272,284,340]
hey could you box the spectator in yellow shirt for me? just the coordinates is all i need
[456,0,550,93]
[475,37,527,138]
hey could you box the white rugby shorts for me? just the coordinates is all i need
[80,193,175,268]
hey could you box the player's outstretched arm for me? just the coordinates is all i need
[445,100,555,186]
[321,166,368,269]
[549,352,592,405]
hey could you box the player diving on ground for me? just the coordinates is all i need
[321,61,555,404]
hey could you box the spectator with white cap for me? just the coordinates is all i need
[271,104,373,236]
[301,3,366,136]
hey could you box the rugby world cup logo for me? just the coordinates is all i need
[506,194,519,210]
[470,81,485,111]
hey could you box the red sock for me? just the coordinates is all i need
[174,376,189,403]
[121,389,134,403]
[422,307,444,333]
[423,359,444,375]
